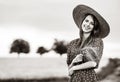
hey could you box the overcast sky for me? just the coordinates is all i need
[0,0,120,57]
[0,0,120,40]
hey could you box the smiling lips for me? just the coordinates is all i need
[85,26,91,30]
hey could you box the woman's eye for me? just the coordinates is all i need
[91,22,94,25]
[85,20,88,22]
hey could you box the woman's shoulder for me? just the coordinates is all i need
[92,37,103,46]
[94,38,103,42]
[67,38,80,48]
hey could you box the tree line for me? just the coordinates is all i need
[10,39,68,56]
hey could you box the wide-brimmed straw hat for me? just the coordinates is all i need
[73,4,110,38]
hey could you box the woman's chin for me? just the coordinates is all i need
[83,31,91,34]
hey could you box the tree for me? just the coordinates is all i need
[51,39,68,55]
[10,39,30,55]
[36,46,49,55]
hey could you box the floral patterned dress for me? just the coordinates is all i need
[67,37,103,82]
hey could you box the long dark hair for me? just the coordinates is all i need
[79,14,100,40]
[78,14,101,47]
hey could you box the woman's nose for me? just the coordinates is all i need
[86,23,90,26]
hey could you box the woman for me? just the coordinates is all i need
[67,5,110,82]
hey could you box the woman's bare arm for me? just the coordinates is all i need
[68,54,83,69]
[69,61,97,71]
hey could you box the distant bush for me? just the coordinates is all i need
[97,58,120,80]
[37,46,49,55]
[51,39,68,55]
[10,39,30,54]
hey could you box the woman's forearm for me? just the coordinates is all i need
[68,54,83,69]
[68,61,74,69]
[71,61,97,71]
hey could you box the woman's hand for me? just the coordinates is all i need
[68,63,73,69]
[72,54,83,64]
[68,67,74,76]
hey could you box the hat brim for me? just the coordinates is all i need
[73,5,110,38]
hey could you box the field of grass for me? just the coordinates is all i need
[0,57,68,80]
[0,56,109,82]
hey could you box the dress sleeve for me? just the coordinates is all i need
[66,39,79,66]
[66,43,71,66]
[66,40,75,66]
[81,38,103,68]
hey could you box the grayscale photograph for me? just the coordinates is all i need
[0,0,120,82]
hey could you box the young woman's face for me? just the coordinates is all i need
[81,15,94,33]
